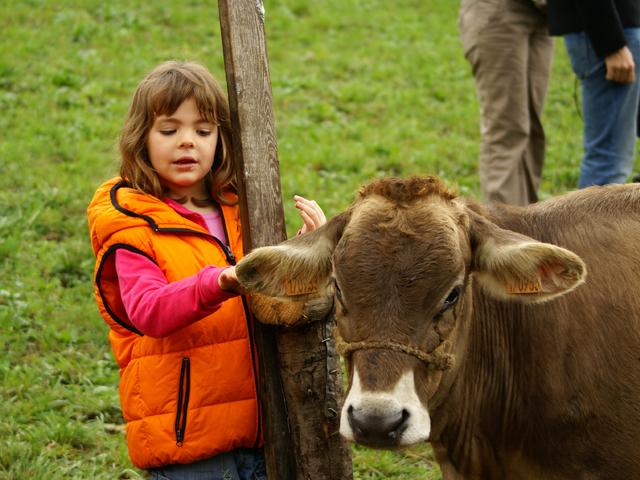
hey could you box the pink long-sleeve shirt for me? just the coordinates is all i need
[115,199,238,338]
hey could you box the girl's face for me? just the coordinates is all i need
[147,97,218,198]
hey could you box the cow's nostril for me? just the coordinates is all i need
[385,409,410,439]
[347,405,362,435]
[388,409,410,440]
[347,405,409,445]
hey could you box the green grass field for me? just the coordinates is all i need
[0,0,623,478]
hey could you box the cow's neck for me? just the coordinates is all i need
[430,288,547,474]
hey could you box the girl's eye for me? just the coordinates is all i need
[197,130,211,136]
[440,285,463,313]
[160,130,176,136]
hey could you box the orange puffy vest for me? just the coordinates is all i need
[87,178,261,469]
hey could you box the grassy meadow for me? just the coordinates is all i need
[0,0,615,478]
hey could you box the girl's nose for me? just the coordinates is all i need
[179,131,195,148]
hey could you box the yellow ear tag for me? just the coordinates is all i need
[284,277,318,296]
[506,277,542,294]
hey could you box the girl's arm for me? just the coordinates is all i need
[115,249,237,338]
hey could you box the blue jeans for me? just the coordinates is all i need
[564,28,640,188]
[149,448,267,480]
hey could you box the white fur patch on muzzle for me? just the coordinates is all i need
[340,369,431,447]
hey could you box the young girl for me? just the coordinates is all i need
[87,60,326,479]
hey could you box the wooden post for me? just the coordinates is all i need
[218,1,353,479]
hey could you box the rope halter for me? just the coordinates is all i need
[335,336,454,371]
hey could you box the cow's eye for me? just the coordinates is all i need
[441,285,463,313]
[334,279,347,313]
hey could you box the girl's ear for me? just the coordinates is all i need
[468,210,587,303]
[236,211,351,301]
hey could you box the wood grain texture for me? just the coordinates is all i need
[219,0,285,250]
[218,1,352,478]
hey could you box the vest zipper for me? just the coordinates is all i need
[217,213,262,449]
[175,356,191,446]
[241,295,263,448]
[214,238,236,265]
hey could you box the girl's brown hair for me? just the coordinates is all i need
[119,60,236,204]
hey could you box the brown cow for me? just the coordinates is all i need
[236,176,640,479]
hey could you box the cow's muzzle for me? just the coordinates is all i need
[347,404,409,447]
[340,370,432,447]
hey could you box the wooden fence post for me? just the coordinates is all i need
[218,1,353,479]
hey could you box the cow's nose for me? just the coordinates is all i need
[347,405,410,445]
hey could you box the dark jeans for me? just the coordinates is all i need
[149,448,266,480]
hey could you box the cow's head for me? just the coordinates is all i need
[237,177,586,448]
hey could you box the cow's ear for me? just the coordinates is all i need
[469,211,586,303]
[236,211,350,301]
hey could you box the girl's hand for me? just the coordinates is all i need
[294,195,326,235]
[218,266,246,294]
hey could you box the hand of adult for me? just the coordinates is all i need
[218,266,246,294]
[605,46,636,83]
[294,195,327,235]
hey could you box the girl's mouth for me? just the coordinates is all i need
[174,157,197,165]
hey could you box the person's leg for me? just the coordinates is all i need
[149,452,240,480]
[526,16,553,201]
[462,1,542,205]
[233,448,267,480]
[564,29,640,187]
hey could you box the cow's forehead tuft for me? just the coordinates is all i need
[345,194,463,239]
[356,176,457,204]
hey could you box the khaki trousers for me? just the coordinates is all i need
[460,0,553,206]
